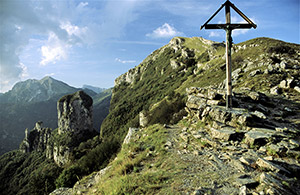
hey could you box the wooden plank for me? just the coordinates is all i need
[228,1,257,28]
[203,24,253,29]
[200,3,225,30]
[225,2,231,24]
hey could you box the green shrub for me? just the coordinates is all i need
[55,165,83,188]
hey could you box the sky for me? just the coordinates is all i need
[0,0,299,93]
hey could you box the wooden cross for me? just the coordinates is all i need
[200,0,256,109]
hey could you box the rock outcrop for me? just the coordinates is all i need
[57,90,93,136]
[49,90,96,166]
[19,121,51,153]
[20,90,96,167]
[114,36,214,87]
[184,87,300,194]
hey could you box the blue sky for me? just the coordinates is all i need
[0,0,299,92]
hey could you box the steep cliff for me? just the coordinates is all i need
[57,90,93,135]
[48,91,97,166]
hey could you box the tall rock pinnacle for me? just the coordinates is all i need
[57,90,93,135]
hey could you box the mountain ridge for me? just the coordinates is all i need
[1,76,78,103]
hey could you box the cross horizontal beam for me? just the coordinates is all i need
[202,23,254,30]
[200,0,257,30]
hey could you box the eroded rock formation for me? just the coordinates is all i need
[57,90,93,135]
[19,121,51,153]
[20,90,96,167]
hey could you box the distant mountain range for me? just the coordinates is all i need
[83,85,106,94]
[0,76,99,103]
[0,76,111,155]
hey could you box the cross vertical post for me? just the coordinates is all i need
[200,0,256,109]
[225,2,232,108]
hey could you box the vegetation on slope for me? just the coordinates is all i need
[0,150,62,195]
[101,36,299,153]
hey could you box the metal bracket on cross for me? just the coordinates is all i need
[200,0,256,109]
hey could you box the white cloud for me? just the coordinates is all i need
[209,31,223,37]
[44,73,55,77]
[78,2,88,8]
[60,21,87,38]
[115,58,136,64]
[40,33,69,66]
[146,23,184,39]
[231,16,257,37]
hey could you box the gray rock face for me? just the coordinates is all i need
[47,90,95,166]
[19,121,51,153]
[20,91,96,167]
[139,111,150,127]
[52,145,72,167]
[123,128,139,145]
[57,90,93,135]
[114,66,141,86]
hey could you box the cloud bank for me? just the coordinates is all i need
[146,23,183,39]
[115,58,136,64]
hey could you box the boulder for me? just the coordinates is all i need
[270,86,280,95]
[207,106,231,124]
[233,177,257,188]
[244,130,271,146]
[279,78,294,89]
[186,95,207,110]
[249,69,262,77]
[256,158,290,175]
[123,128,139,144]
[239,156,257,167]
[294,86,300,93]
[210,127,237,141]
[232,68,242,80]
[139,111,150,127]
[170,59,180,69]
[251,111,267,119]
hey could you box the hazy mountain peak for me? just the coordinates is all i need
[1,77,78,103]
[82,84,106,94]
